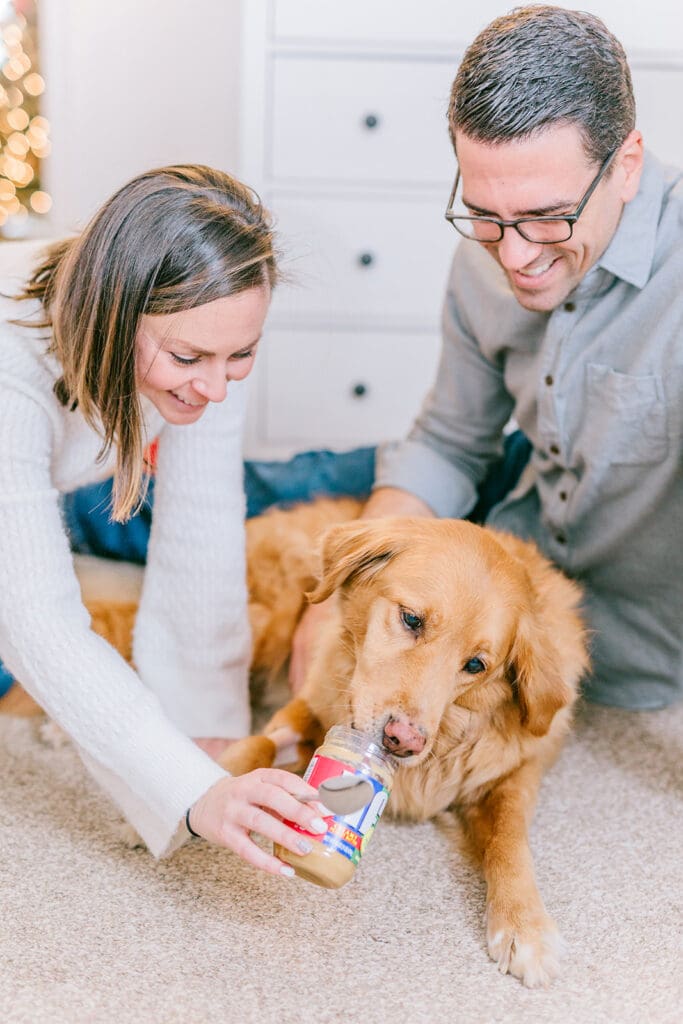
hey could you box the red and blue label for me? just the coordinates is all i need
[293,754,390,865]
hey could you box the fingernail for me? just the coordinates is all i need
[310,817,328,834]
[297,839,313,854]
[280,864,295,878]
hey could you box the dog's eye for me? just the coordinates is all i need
[463,657,486,674]
[400,608,423,633]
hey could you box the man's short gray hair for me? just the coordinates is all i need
[448,5,636,163]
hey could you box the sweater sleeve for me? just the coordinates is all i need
[0,385,228,858]
[133,379,252,737]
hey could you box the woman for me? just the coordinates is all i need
[0,165,328,870]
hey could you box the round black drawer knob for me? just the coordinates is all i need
[351,382,368,398]
[358,252,374,267]
[363,113,380,129]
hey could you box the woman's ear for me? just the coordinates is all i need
[306,520,403,604]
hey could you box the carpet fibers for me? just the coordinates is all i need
[1,696,681,1024]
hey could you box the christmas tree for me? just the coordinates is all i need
[0,0,50,237]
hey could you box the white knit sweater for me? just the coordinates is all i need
[0,254,252,857]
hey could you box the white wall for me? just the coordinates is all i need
[38,0,242,234]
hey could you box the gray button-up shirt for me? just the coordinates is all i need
[376,152,683,709]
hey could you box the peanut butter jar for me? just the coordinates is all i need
[274,725,396,889]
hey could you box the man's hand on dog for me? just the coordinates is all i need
[186,771,327,876]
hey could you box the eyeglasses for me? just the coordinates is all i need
[444,149,617,244]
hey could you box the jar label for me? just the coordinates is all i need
[293,754,390,866]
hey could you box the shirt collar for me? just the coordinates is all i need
[597,151,665,289]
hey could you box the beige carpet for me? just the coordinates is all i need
[1,690,681,1024]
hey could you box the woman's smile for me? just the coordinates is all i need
[170,390,208,409]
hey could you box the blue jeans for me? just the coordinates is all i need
[61,447,379,564]
[0,436,530,696]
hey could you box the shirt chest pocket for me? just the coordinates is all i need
[585,362,669,465]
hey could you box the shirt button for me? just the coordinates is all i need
[555,533,567,544]
[564,302,576,312]
[559,490,568,501]
[544,374,554,386]
[549,444,560,455]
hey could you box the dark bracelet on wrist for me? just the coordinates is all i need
[185,807,202,839]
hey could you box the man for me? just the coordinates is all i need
[292,5,683,710]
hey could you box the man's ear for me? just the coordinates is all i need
[306,520,404,604]
[617,128,644,203]
[507,608,575,737]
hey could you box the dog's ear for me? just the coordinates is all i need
[507,608,575,737]
[306,520,404,604]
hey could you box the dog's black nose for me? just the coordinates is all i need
[382,716,426,757]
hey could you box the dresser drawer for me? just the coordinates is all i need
[269,192,456,327]
[260,328,441,449]
[269,55,455,186]
[271,0,683,55]
[272,0,466,46]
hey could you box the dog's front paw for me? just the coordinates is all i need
[218,735,277,775]
[486,901,564,988]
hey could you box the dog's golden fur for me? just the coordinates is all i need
[76,498,588,988]
[223,509,589,988]
[246,497,361,685]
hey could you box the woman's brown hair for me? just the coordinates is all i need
[17,164,277,521]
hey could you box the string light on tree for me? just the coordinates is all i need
[0,0,50,235]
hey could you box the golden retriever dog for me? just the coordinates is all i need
[220,511,589,989]
[68,498,587,988]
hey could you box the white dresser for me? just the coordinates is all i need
[240,0,683,459]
